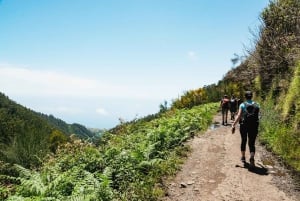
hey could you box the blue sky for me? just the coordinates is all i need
[0,0,270,129]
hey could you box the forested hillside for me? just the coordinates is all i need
[37,113,95,139]
[0,92,97,168]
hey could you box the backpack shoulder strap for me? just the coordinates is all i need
[243,101,250,108]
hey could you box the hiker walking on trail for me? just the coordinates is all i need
[229,95,238,121]
[220,94,230,126]
[231,91,260,166]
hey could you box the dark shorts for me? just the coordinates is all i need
[230,107,237,113]
[222,107,229,114]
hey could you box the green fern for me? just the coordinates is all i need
[14,164,46,196]
[4,103,218,200]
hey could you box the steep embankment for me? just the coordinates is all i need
[163,113,299,201]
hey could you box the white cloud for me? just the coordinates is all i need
[0,64,188,103]
[0,63,200,128]
[0,64,168,100]
[187,51,198,61]
[96,107,109,116]
[0,65,96,96]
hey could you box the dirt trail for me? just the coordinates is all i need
[162,113,299,201]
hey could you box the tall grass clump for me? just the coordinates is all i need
[259,99,300,171]
[282,61,300,128]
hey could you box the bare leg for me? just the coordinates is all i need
[225,109,228,125]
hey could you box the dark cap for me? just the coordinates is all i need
[245,91,253,99]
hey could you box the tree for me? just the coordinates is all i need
[159,100,168,113]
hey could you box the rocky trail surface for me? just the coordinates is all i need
[162,113,300,201]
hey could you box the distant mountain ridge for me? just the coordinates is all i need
[0,92,97,166]
[0,92,95,139]
[37,113,95,139]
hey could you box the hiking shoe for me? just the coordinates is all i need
[250,157,255,166]
[241,156,246,163]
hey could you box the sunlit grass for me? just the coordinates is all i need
[259,99,300,171]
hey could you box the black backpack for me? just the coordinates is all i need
[222,98,230,109]
[242,102,259,125]
[230,98,237,109]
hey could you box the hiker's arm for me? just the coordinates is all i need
[232,107,242,128]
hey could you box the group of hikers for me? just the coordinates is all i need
[220,91,260,167]
[220,94,240,126]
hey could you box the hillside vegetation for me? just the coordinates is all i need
[0,92,97,168]
[172,0,300,171]
[0,103,218,200]
[1,0,300,200]
[225,0,300,171]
